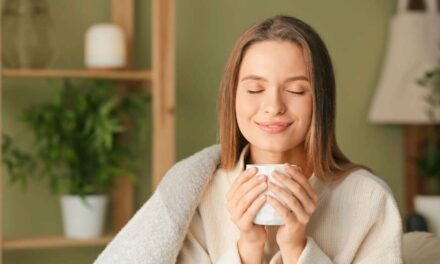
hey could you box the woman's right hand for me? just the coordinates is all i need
[226,167,268,261]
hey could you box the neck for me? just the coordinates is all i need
[247,144,313,179]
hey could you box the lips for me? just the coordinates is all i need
[257,121,293,133]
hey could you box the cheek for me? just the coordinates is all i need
[235,96,258,139]
[235,93,258,119]
[300,98,313,118]
[283,96,313,129]
[295,96,313,127]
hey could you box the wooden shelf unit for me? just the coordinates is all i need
[0,0,175,261]
[3,234,115,250]
[2,69,153,81]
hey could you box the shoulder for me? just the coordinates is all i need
[325,169,401,223]
[157,144,221,193]
[174,144,221,168]
[331,169,397,209]
[336,168,393,195]
[165,144,221,175]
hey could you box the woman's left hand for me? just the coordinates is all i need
[266,163,319,252]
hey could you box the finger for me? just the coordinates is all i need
[235,179,267,219]
[284,163,318,203]
[241,194,267,225]
[230,172,266,205]
[273,171,316,215]
[227,167,258,200]
[268,181,310,224]
[290,164,303,173]
[266,195,296,223]
[228,174,265,218]
[284,164,317,202]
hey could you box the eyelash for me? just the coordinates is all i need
[246,90,305,95]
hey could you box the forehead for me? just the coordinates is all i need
[239,40,308,77]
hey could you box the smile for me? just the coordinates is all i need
[256,121,293,134]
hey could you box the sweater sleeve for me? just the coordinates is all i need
[296,237,333,263]
[268,193,402,264]
[267,237,332,264]
[351,193,403,263]
[176,208,242,264]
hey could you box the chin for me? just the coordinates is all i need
[250,138,297,153]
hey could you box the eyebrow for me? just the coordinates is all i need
[239,74,309,83]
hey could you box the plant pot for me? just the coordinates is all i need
[60,194,108,239]
[414,195,440,236]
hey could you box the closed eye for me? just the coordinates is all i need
[246,90,263,94]
[287,91,305,95]
[247,90,305,94]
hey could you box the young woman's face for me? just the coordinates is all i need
[236,40,313,154]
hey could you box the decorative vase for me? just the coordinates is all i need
[1,0,54,68]
[60,194,108,239]
[85,23,126,69]
[414,195,440,236]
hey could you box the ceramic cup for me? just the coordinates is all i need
[245,164,290,225]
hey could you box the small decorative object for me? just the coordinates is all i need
[405,212,428,232]
[1,0,54,68]
[85,23,126,69]
[2,79,150,239]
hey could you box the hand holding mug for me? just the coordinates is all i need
[226,167,268,244]
[266,163,318,250]
[226,167,270,263]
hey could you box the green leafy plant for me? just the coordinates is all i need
[416,64,440,194]
[2,79,150,197]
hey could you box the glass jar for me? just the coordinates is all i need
[2,0,54,68]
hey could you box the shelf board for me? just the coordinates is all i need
[1,69,152,81]
[3,234,114,250]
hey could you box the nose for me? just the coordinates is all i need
[262,89,286,115]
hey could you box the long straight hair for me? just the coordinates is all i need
[217,15,372,183]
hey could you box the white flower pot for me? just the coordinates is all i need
[60,194,108,239]
[414,195,440,236]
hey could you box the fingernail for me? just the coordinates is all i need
[290,164,302,171]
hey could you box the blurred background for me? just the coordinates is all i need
[2,0,440,263]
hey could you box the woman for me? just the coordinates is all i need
[176,16,402,263]
[94,15,402,264]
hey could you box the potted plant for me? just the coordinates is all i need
[414,63,440,235]
[2,79,149,239]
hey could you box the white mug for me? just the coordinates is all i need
[245,164,290,225]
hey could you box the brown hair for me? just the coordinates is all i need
[217,15,372,183]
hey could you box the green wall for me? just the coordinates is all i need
[2,0,402,263]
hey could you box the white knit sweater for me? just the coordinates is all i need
[177,144,403,263]
[94,144,402,263]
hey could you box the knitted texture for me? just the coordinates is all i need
[94,144,221,264]
[177,145,404,263]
